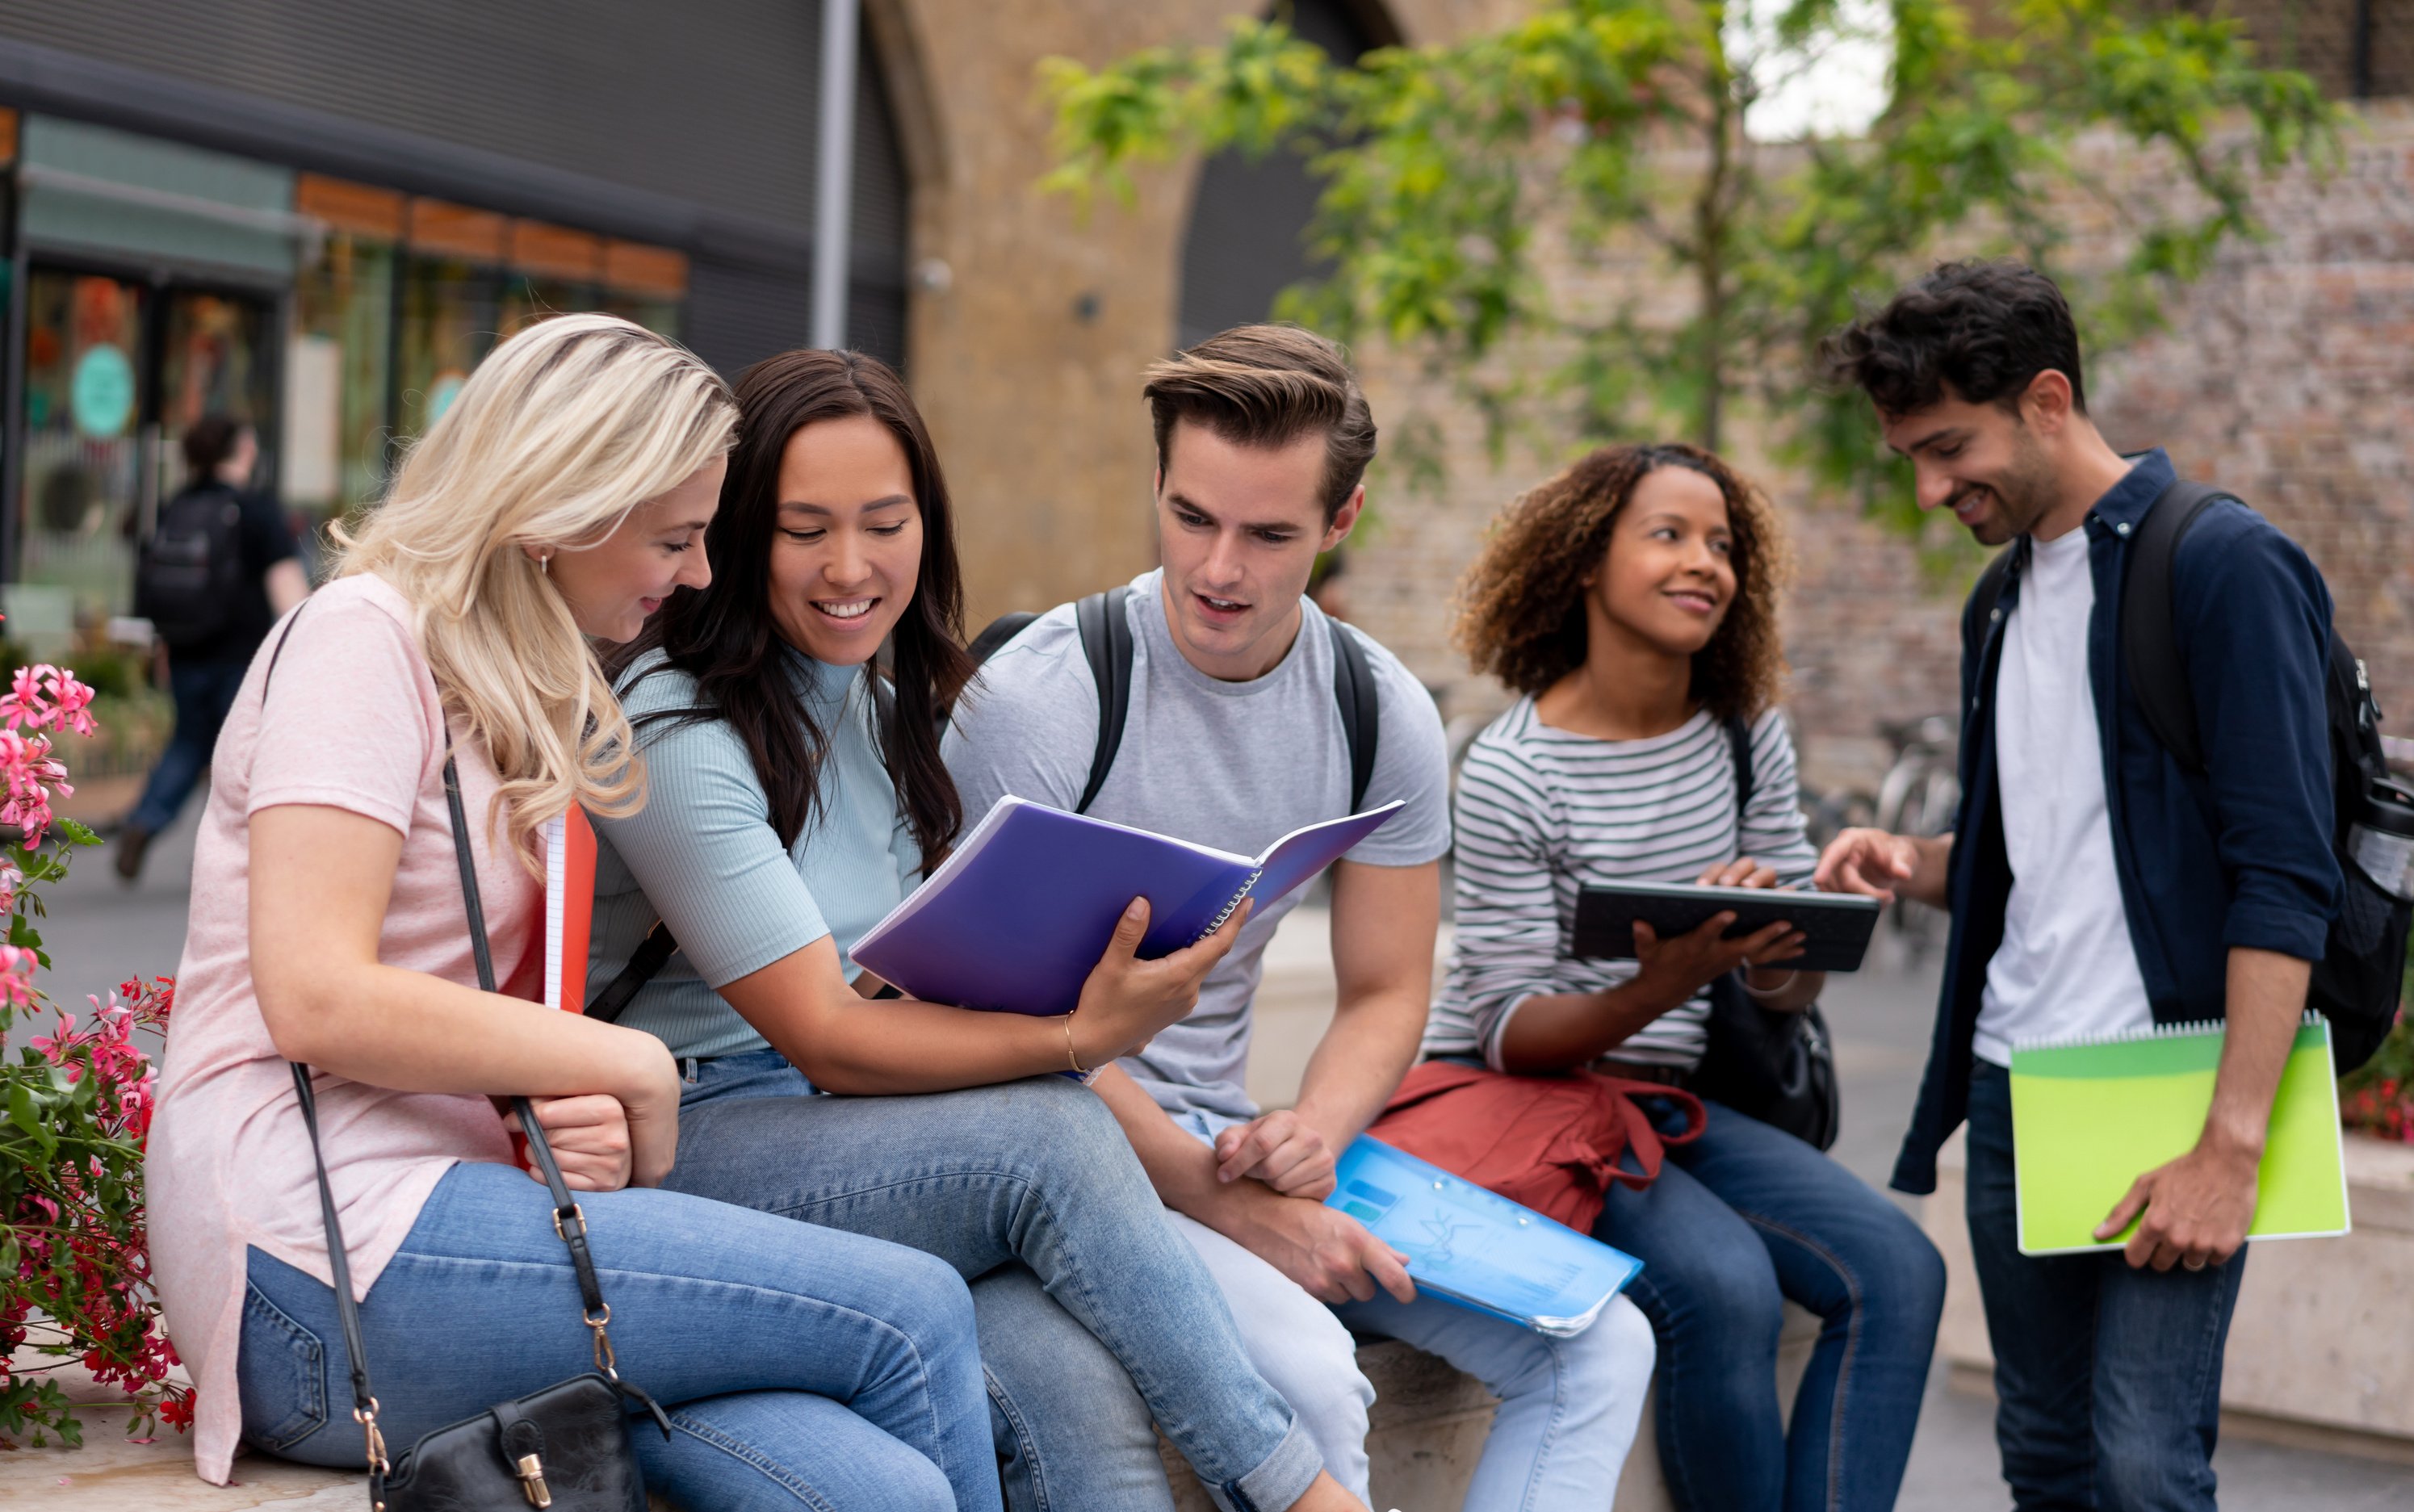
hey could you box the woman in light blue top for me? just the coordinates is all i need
[590,350,1364,1512]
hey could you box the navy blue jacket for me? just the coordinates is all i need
[1892,450,2341,1196]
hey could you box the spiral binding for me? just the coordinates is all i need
[1197,869,1264,939]
[2012,1009,2325,1055]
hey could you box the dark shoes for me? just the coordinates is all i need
[113,824,153,883]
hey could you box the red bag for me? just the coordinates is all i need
[1366,1061,1707,1233]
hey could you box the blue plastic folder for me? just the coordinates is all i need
[852,794,1403,1018]
[1327,1137,1644,1337]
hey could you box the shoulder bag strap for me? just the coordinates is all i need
[1723,714,1755,818]
[1075,585,1134,814]
[2121,479,2228,776]
[1326,614,1381,814]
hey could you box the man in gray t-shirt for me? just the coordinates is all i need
[944,325,1653,1512]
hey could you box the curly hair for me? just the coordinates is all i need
[1452,443,1792,722]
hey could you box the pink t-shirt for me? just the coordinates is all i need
[147,573,543,1484]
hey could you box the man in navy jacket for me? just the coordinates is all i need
[1814,262,2339,1510]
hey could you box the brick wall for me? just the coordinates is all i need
[2218,0,2414,102]
[1346,102,2414,794]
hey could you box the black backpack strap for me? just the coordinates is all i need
[2123,480,2231,775]
[1074,586,1134,814]
[1326,614,1381,813]
[967,611,1041,668]
[1724,714,1755,818]
[583,920,680,1024]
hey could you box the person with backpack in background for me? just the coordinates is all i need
[944,325,1656,1512]
[1813,261,2402,1511]
[118,414,308,881]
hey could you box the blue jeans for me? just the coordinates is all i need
[1593,1097,1945,1512]
[670,1053,1321,1512]
[238,1161,999,1511]
[1965,1062,2247,1510]
[129,657,250,834]
[975,1109,1658,1512]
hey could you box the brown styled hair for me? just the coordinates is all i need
[1453,443,1792,722]
[614,349,973,862]
[1142,324,1377,521]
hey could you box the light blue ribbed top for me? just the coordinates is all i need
[588,648,920,1060]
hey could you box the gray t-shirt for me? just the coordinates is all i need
[942,569,1452,1122]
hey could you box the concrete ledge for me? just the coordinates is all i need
[1925,1126,2414,1456]
[1163,1308,1820,1511]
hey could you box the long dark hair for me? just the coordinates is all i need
[614,350,973,861]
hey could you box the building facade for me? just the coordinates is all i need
[0,0,912,642]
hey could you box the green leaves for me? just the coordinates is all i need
[1044,1,2340,530]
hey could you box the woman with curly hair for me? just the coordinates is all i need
[1422,443,1944,1512]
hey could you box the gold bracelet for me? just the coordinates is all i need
[1061,1011,1088,1074]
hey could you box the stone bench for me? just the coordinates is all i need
[5,1309,1816,1510]
[1162,1307,1821,1512]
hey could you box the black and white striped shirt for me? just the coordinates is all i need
[1423,699,1818,1070]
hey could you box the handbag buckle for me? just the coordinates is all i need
[513,1451,552,1508]
[551,1203,588,1243]
[352,1398,391,1476]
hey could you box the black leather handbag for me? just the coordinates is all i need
[1691,717,1843,1150]
[287,743,670,1511]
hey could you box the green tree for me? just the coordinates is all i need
[1042,1,2340,530]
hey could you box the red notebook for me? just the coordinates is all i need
[519,810,597,1168]
[543,808,598,1016]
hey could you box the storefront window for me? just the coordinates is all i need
[19,269,145,627]
[500,273,598,337]
[398,253,499,440]
[291,229,396,515]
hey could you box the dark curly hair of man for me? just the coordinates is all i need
[1820,260,2087,419]
[1452,443,1791,722]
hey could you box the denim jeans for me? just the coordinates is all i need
[1965,1062,2248,1510]
[1592,1097,1945,1512]
[670,1052,1321,1512]
[128,658,250,834]
[975,1108,1657,1512]
[238,1161,999,1512]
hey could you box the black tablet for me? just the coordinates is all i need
[1572,882,1882,974]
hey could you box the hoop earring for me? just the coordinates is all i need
[540,554,552,576]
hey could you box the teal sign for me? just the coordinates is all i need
[72,345,136,438]
[428,373,466,425]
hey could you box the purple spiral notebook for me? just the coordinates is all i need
[851,794,1403,1017]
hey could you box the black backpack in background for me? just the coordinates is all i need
[1974,480,2412,1072]
[136,486,247,651]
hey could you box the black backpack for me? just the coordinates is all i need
[958,584,1381,815]
[1974,480,2411,1072]
[136,486,247,651]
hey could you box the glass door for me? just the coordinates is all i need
[16,268,275,629]
[20,269,146,632]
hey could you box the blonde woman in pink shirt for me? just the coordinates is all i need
[146,314,1008,1511]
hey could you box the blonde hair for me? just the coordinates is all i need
[336,313,736,867]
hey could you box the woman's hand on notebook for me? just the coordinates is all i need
[1073,898,1254,1066]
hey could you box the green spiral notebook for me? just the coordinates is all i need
[2010,1015,2352,1256]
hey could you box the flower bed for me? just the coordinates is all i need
[2339,965,2414,1143]
[0,660,189,1446]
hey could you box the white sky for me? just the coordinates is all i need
[1726,0,1895,142]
